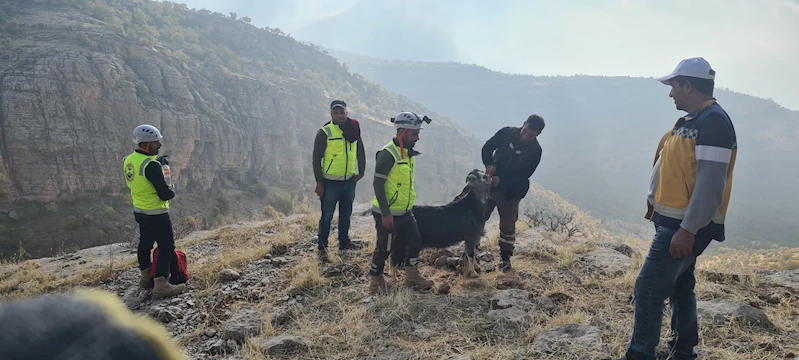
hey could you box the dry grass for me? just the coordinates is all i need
[555,242,596,267]
[188,220,304,292]
[2,210,797,360]
[288,257,329,290]
[701,246,799,271]
[0,256,134,301]
[191,243,274,288]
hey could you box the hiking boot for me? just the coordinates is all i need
[499,252,512,272]
[139,267,153,289]
[369,274,390,295]
[318,247,329,263]
[152,277,186,300]
[339,240,363,251]
[404,266,433,290]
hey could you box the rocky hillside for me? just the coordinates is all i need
[0,0,482,258]
[329,50,799,249]
[1,203,798,359]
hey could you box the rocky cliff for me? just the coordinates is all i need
[0,0,481,205]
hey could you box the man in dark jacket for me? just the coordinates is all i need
[481,114,544,271]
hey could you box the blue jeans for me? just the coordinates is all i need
[317,179,356,250]
[625,225,713,360]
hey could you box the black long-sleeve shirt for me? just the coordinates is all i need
[481,126,542,201]
[136,150,175,201]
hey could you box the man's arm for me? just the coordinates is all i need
[481,127,508,167]
[356,140,366,175]
[144,161,175,201]
[312,130,327,183]
[680,114,736,234]
[372,150,395,215]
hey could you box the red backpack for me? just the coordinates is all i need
[150,248,189,285]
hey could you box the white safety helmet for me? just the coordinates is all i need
[390,112,431,130]
[133,124,163,144]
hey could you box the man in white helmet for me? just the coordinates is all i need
[122,124,186,299]
[367,111,434,294]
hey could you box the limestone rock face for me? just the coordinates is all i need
[0,5,481,205]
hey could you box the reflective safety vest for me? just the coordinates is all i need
[321,123,358,181]
[372,141,416,216]
[123,152,169,215]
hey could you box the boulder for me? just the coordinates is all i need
[697,300,775,329]
[258,334,309,355]
[578,247,631,277]
[532,324,610,358]
[222,306,265,343]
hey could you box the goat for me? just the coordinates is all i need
[388,169,493,279]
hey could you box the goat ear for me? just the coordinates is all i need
[453,185,469,201]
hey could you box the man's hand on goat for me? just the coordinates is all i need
[382,214,394,230]
[491,176,500,187]
[485,165,496,176]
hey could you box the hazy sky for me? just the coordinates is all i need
[175,0,799,110]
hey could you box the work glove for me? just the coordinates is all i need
[156,155,169,166]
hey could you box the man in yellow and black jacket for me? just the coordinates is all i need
[123,124,185,300]
[367,111,434,294]
[312,100,366,262]
[622,57,737,360]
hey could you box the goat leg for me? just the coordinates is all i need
[458,252,480,279]
[389,262,399,281]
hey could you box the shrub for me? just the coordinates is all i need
[250,182,269,198]
[65,215,78,229]
[89,229,106,242]
[264,205,281,219]
[5,19,17,33]
[45,203,58,212]
[216,195,230,215]
[270,193,293,215]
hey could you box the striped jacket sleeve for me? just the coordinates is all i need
[680,113,736,234]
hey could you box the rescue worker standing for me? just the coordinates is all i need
[312,100,366,262]
[123,124,186,300]
[481,114,545,272]
[622,57,737,360]
[368,112,434,294]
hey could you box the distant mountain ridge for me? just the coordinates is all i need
[328,49,799,249]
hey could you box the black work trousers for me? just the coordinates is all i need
[369,211,423,276]
[484,188,521,255]
[134,212,175,279]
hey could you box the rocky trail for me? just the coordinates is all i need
[1,203,799,359]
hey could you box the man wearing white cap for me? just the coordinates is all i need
[622,57,738,360]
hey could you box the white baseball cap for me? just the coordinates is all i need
[657,57,715,84]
